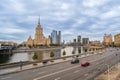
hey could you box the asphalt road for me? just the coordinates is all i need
[0,48,120,80]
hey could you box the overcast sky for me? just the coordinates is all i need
[0,0,120,43]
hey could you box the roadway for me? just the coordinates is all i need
[0,48,120,80]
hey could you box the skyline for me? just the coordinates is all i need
[0,0,120,43]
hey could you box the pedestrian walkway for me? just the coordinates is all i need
[0,54,93,76]
[95,63,120,80]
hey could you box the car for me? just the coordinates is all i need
[81,62,90,67]
[71,58,79,64]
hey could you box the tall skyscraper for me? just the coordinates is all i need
[27,17,50,46]
[77,35,81,43]
[50,30,61,44]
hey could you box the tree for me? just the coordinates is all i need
[32,53,38,60]
[50,51,54,62]
[63,50,66,56]
[50,51,54,58]
[72,50,75,55]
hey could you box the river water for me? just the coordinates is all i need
[0,46,90,64]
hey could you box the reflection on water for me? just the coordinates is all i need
[0,46,90,64]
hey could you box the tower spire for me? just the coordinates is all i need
[38,16,40,25]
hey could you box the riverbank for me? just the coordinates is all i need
[12,47,62,53]
[95,63,120,80]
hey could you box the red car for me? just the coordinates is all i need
[81,62,90,67]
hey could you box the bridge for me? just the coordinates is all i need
[0,44,13,54]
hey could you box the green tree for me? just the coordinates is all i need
[32,53,38,60]
[50,51,54,58]
[63,50,66,56]
[72,50,75,55]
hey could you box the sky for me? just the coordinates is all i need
[0,0,120,43]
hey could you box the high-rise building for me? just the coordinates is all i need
[73,39,76,43]
[50,30,61,44]
[103,34,112,46]
[114,33,120,47]
[82,38,89,45]
[77,35,81,43]
[27,17,50,46]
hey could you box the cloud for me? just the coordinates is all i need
[82,0,109,8]
[0,0,120,43]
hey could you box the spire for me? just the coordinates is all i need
[38,16,40,26]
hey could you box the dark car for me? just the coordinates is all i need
[71,58,79,64]
[81,62,90,67]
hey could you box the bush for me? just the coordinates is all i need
[50,51,54,58]
[72,50,75,55]
[32,53,38,60]
[63,50,66,56]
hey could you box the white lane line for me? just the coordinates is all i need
[54,77,61,80]
[33,65,80,80]
[84,73,88,76]
[1,76,12,80]
[32,70,38,72]
[38,71,46,75]
[73,70,79,73]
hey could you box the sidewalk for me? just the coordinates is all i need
[95,63,120,80]
[0,54,92,76]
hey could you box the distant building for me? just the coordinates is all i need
[82,38,89,45]
[73,39,76,43]
[0,41,17,46]
[27,17,50,46]
[77,35,81,43]
[114,33,120,47]
[50,30,61,44]
[103,34,112,46]
[0,41,17,49]
[89,40,101,46]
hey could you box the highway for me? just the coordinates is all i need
[0,48,120,80]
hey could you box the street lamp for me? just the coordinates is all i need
[105,64,110,80]
[107,65,110,80]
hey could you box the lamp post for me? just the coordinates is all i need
[107,65,110,80]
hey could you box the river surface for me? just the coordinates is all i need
[0,46,90,64]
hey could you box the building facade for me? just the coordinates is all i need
[82,38,89,45]
[103,34,112,46]
[27,17,50,46]
[50,30,61,44]
[114,33,120,47]
[89,40,101,46]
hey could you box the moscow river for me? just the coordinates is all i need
[0,46,91,64]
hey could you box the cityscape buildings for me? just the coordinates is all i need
[77,35,81,44]
[114,33,120,47]
[50,30,61,45]
[82,38,89,45]
[103,34,112,46]
[27,17,50,46]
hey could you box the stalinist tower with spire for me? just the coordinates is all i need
[27,17,50,46]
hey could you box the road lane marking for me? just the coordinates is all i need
[54,77,61,80]
[38,71,46,75]
[33,65,80,80]
[84,73,88,76]
[1,76,12,80]
[73,70,79,73]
